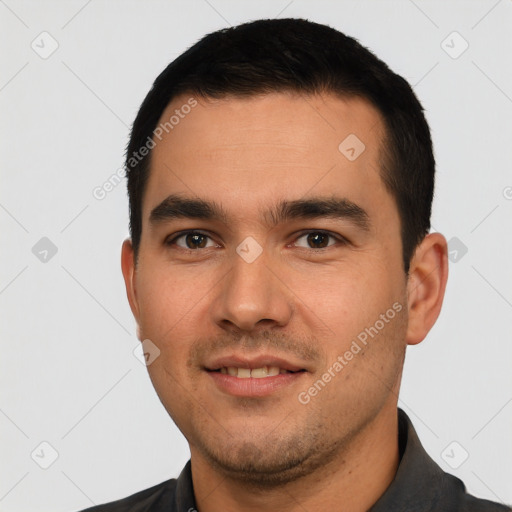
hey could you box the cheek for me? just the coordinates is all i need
[134,264,216,388]
[136,262,209,336]
[136,271,196,407]
[288,262,398,343]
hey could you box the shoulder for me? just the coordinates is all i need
[77,477,178,512]
[383,410,511,512]
[458,490,511,512]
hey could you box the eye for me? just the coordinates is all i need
[168,231,218,250]
[293,231,344,249]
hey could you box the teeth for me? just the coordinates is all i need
[237,368,251,379]
[268,366,280,376]
[250,367,268,378]
[221,366,286,378]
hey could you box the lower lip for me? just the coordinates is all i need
[207,371,306,397]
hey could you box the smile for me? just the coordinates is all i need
[214,366,300,378]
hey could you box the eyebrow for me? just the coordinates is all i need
[149,194,371,232]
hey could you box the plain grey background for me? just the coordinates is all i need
[1,1,511,511]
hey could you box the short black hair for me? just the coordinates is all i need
[126,18,435,273]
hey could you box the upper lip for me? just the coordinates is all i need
[204,354,307,372]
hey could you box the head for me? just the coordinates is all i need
[121,18,448,486]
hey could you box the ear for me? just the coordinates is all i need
[121,238,141,334]
[405,232,449,345]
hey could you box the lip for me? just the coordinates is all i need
[204,354,307,373]
[204,353,308,398]
[207,370,306,397]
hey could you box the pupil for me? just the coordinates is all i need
[186,233,207,249]
[308,232,328,248]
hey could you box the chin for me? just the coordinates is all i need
[195,429,338,489]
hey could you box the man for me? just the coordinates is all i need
[83,18,510,512]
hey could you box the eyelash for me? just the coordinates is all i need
[165,230,349,251]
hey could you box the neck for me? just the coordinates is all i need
[190,405,400,512]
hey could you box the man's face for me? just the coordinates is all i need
[123,92,409,484]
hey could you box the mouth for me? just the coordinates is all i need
[209,366,305,378]
[204,356,308,397]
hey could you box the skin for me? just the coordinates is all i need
[121,92,448,512]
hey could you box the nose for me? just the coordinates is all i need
[210,245,293,333]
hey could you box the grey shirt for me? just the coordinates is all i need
[80,409,510,511]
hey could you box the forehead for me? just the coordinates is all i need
[144,92,393,226]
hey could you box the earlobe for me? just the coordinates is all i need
[121,238,140,329]
[405,233,449,346]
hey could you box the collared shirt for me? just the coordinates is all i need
[80,409,510,511]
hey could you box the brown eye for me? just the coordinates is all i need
[171,232,216,250]
[294,231,338,249]
[306,232,330,248]
[186,234,207,248]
